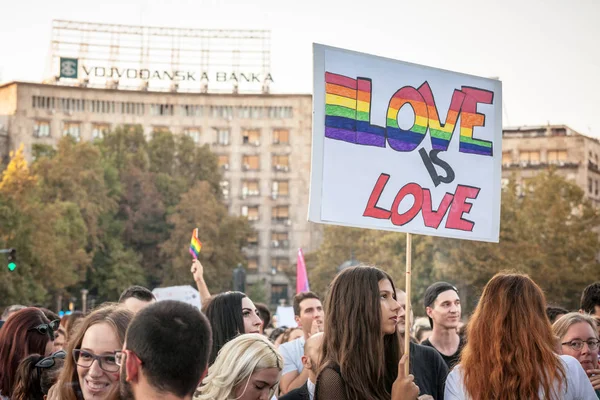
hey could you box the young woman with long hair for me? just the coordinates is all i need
[445,272,596,399]
[0,308,56,399]
[314,265,419,400]
[553,312,600,398]
[49,304,132,400]
[195,333,283,400]
[11,351,65,400]
[204,291,264,364]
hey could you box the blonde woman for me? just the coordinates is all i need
[195,333,283,400]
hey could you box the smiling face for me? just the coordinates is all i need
[379,279,400,335]
[242,297,263,334]
[77,323,121,400]
[561,322,599,371]
[233,367,281,400]
[427,290,461,329]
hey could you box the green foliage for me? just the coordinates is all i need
[309,170,600,315]
[0,126,251,309]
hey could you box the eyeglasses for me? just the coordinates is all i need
[114,350,142,367]
[35,350,66,369]
[28,320,60,340]
[73,349,120,372]
[561,339,600,351]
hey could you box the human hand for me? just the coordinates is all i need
[309,319,324,337]
[391,354,419,400]
[46,384,59,400]
[191,259,204,282]
[587,369,600,390]
[418,396,433,400]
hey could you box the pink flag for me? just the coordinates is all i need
[296,248,310,293]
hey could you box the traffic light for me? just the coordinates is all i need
[7,248,16,271]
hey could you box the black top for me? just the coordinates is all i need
[279,382,310,400]
[410,341,449,400]
[421,336,465,370]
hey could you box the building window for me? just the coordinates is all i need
[596,180,599,196]
[271,257,290,272]
[242,155,260,171]
[247,257,259,271]
[272,205,289,223]
[247,233,259,247]
[502,151,512,165]
[218,155,230,170]
[242,205,260,221]
[273,129,290,145]
[271,283,288,305]
[33,120,51,138]
[547,150,568,163]
[92,123,110,139]
[242,129,261,146]
[150,104,174,116]
[210,106,234,119]
[33,96,55,110]
[272,154,290,171]
[271,180,289,198]
[267,107,293,119]
[519,150,540,164]
[184,128,201,144]
[242,180,260,198]
[63,122,81,141]
[180,105,203,117]
[220,180,230,200]
[589,178,593,193]
[152,126,170,135]
[214,128,230,145]
[271,231,289,248]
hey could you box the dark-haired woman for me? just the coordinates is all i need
[445,272,595,399]
[205,291,264,364]
[0,308,56,399]
[12,351,65,400]
[314,265,419,400]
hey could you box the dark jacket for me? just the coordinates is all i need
[280,382,311,400]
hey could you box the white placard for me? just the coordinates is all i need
[309,44,502,242]
[275,306,297,328]
[152,285,201,310]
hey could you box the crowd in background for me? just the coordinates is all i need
[1,262,600,399]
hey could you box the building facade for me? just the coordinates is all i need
[0,81,324,305]
[502,124,600,206]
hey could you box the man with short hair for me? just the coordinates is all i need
[580,282,600,316]
[0,304,26,329]
[118,300,212,400]
[396,290,448,399]
[119,285,156,314]
[280,332,324,400]
[546,305,569,324]
[279,291,324,394]
[421,282,464,369]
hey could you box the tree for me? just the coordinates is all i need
[160,181,252,292]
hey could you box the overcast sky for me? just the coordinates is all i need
[1,0,598,136]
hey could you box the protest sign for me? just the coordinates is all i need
[153,285,201,310]
[309,44,502,242]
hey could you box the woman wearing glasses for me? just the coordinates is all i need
[0,308,57,399]
[553,312,600,398]
[12,350,65,400]
[50,304,132,400]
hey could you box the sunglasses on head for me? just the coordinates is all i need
[34,350,66,369]
[28,319,60,340]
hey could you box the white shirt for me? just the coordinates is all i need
[445,355,596,399]
[307,378,316,400]
[280,337,306,375]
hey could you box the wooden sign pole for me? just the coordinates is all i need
[404,233,412,376]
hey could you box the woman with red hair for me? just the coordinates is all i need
[0,307,56,399]
[445,272,595,399]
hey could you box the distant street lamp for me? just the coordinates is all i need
[81,289,89,314]
[337,251,360,272]
[233,263,246,293]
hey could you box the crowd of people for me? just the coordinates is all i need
[1,261,600,399]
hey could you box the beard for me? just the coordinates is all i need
[119,356,135,400]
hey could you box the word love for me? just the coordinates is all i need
[324,72,494,157]
[363,174,480,232]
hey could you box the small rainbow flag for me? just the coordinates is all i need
[189,228,202,259]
